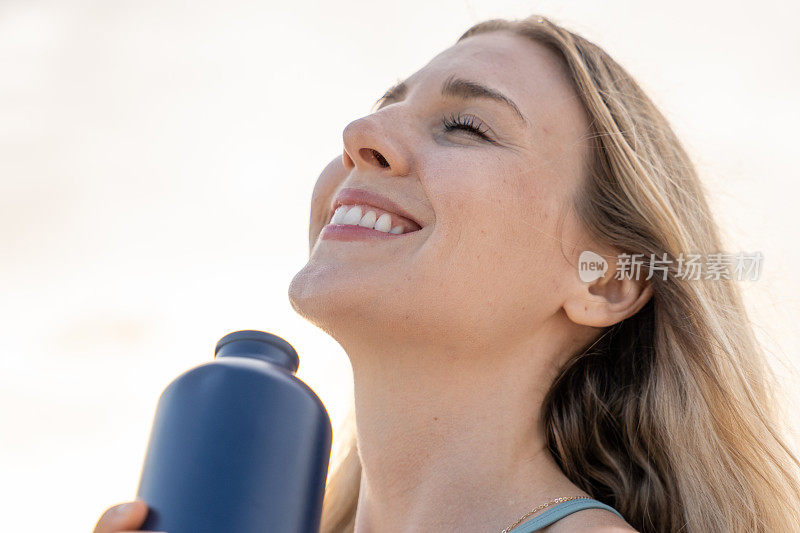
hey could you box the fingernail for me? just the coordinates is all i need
[114,502,134,515]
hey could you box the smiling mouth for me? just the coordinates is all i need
[325,204,422,235]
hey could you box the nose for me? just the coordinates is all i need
[341,114,411,177]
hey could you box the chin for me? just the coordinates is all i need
[288,262,332,322]
[288,260,380,332]
[289,259,437,348]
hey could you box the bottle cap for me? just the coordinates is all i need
[214,330,300,373]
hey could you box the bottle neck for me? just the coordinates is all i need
[214,331,299,374]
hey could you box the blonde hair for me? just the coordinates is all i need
[318,14,800,532]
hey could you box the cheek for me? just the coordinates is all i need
[429,151,561,262]
[308,158,348,249]
[415,155,569,325]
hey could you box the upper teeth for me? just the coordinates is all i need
[330,205,405,234]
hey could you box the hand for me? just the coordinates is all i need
[92,499,160,533]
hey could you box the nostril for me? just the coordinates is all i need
[360,148,389,168]
[372,150,389,167]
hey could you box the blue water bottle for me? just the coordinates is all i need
[135,330,332,532]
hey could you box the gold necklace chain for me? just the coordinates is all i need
[500,496,591,533]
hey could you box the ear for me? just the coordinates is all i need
[563,254,654,328]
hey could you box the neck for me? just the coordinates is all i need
[342,329,589,532]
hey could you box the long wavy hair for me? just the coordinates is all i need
[317,14,800,532]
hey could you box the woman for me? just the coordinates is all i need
[95,14,800,533]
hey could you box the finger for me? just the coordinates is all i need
[93,499,148,533]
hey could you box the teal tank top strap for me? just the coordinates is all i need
[506,498,624,533]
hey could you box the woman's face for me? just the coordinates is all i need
[289,30,594,353]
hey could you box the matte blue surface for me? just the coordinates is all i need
[136,330,332,533]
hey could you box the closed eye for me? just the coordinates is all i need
[441,112,495,143]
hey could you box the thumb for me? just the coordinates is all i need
[93,499,148,533]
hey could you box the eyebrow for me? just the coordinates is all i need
[373,74,529,128]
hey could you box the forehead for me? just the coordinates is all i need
[406,31,588,137]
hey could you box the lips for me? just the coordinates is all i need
[329,188,423,231]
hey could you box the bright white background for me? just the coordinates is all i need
[1,1,798,530]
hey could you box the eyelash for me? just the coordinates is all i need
[441,112,494,142]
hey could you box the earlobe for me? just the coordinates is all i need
[563,270,654,328]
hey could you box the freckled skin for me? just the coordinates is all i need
[289,30,614,355]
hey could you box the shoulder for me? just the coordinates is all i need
[540,508,639,533]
